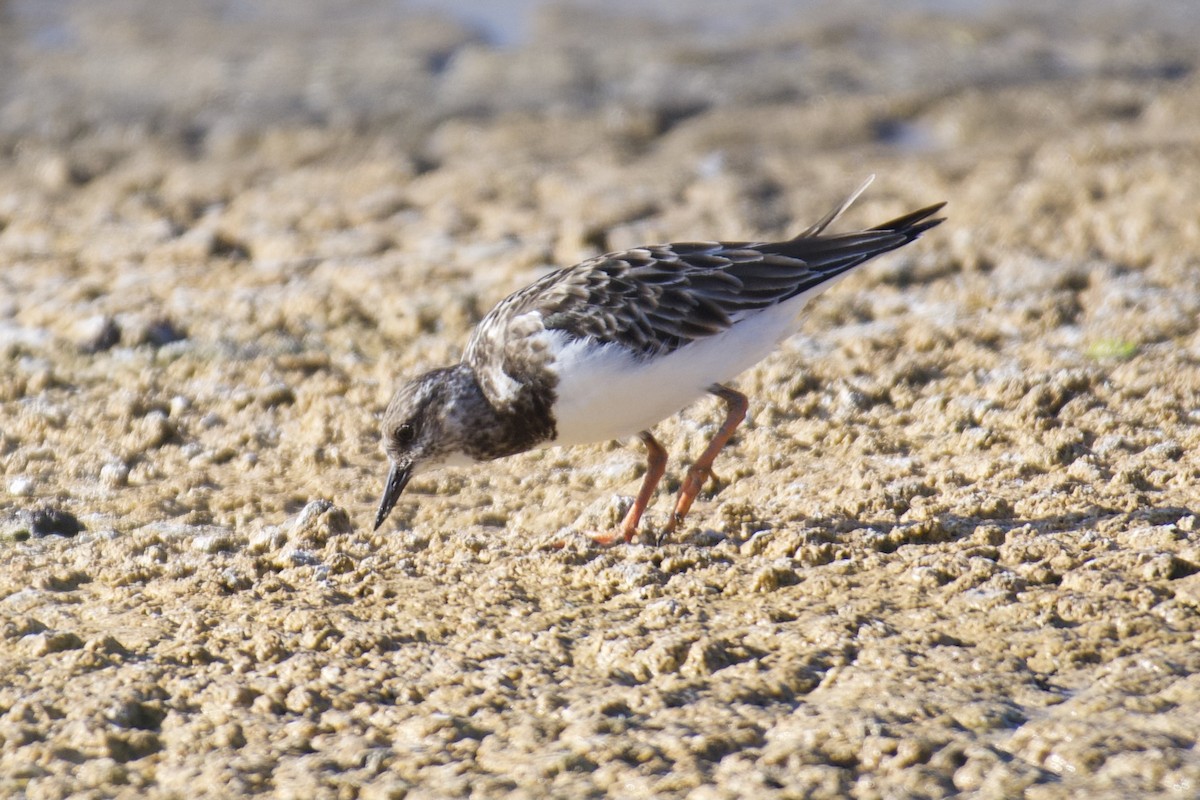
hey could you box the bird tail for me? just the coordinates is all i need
[750,181,945,281]
[794,176,946,244]
[867,200,947,241]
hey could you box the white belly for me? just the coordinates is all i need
[548,283,832,445]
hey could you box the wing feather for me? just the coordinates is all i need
[464,185,945,404]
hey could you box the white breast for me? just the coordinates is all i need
[547,282,836,446]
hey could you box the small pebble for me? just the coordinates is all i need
[26,630,85,656]
[8,477,34,497]
[79,316,122,354]
[248,526,287,553]
[258,383,295,408]
[100,462,130,488]
[192,530,237,554]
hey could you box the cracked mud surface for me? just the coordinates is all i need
[3,1,1200,797]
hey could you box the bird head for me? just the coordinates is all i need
[374,367,467,530]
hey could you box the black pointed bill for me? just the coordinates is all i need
[374,461,413,531]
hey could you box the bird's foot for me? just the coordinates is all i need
[592,519,658,546]
[590,530,624,547]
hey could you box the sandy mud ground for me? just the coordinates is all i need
[3,0,1200,797]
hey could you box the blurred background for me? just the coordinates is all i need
[2,0,1197,144]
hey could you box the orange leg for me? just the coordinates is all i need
[663,385,748,534]
[594,432,668,545]
[620,432,668,542]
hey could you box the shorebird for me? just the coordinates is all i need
[375,178,944,542]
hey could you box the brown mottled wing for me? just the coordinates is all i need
[465,197,946,379]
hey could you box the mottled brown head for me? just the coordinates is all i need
[374,364,495,530]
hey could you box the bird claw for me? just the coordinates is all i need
[590,531,623,547]
[591,522,643,546]
[653,524,674,547]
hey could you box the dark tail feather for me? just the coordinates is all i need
[793,175,946,244]
[869,201,947,239]
[754,188,945,281]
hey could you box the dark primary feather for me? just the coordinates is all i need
[464,195,945,373]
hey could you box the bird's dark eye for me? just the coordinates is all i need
[393,423,416,448]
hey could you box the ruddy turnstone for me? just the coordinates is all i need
[375,178,944,541]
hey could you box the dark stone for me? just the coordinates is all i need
[142,318,188,347]
[28,507,85,538]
